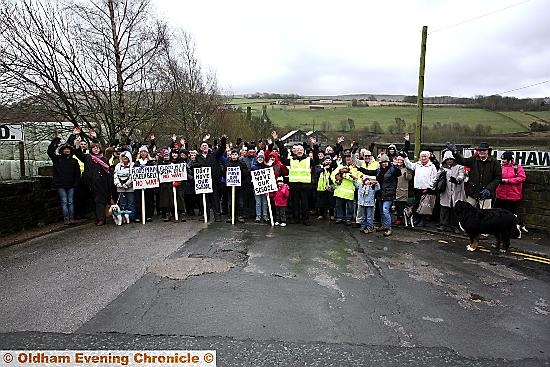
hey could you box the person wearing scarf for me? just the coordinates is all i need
[75,142,112,225]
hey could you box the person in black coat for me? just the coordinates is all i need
[188,134,227,222]
[224,148,250,223]
[73,136,112,226]
[376,155,401,236]
[48,137,80,225]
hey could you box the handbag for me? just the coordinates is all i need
[435,170,447,194]
[417,194,436,215]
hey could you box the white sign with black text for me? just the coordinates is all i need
[132,166,159,188]
[158,163,188,183]
[251,167,277,195]
[226,166,241,187]
[463,149,549,167]
[194,167,213,194]
[0,124,24,141]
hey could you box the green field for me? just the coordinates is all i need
[231,99,550,134]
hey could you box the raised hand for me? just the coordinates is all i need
[204,133,211,141]
[150,133,155,140]
[171,133,177,141]
[337,136,344,144]
[271,131,278,140]
[88,129,97,138]
[404,133,410,141]
[73,126,81,135]
[309,136,316,145]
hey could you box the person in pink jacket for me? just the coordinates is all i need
[495,151,527,232]
[273,177,290,227]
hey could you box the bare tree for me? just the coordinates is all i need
[0,0,170,145]
[162,30,225,145]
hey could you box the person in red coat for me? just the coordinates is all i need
[495,151,527,232]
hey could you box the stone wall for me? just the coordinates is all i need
[520,168,550,233]
[0,177,61,236]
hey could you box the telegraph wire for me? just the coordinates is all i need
[496,80,550,95]
[429,0,532,34]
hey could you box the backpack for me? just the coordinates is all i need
[435,170,447,194]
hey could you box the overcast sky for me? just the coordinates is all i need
[153,0,549,98]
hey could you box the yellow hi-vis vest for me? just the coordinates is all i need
[331,165,357,200]
[317,168,332,191]
[289,157,311,183]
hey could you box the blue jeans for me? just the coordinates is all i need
[360,205,374,230]
[255,194,268,220]
[57,187,75,219]
[380,199,393,228]
[118,192,135,221]
[335,197,354,220]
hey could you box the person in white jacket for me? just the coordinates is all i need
[402,150,438,226]
[113,150,135,222]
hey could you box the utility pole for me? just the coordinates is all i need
[415,26,428,160]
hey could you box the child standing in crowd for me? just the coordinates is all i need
[274,177,290,227]
[354,176,380,234]
[113,151,135,223]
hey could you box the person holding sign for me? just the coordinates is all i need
[188,134,227,222]
[113,151,135,223]
[224,148,250,223]
[134,146,156,222]
[251,151,270,223]
[158,149,175,222]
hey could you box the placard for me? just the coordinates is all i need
[158,163,188,183]
[226,166,241,187]
[132,166,159,188]
[0,124,24,141]
[251,167,277,195]
[463,149,549,167]
[194,167,213,194]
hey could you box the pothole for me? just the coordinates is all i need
[148,257,234,280]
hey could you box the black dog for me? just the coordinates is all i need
[454,200,521,254]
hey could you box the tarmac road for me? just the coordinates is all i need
[0,219,549,366]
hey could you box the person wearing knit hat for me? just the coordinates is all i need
[438,150,465,233]
[134,144,156,223]
[496,150,527,233]
[250,150,269,223]
[375,150,401,236]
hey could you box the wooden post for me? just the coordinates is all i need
[141,190,146,224]
[266,193,274,226]
[415,26,428,160]
[173,186,179,221]
[19,142,25,179]
[202,194,208,223]
[231,186,236,225]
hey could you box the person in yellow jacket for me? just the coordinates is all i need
[332,150,359,225]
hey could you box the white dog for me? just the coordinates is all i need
[109,204,124,225]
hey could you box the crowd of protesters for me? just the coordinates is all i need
[47,127,527,240]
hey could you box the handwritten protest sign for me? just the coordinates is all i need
[226,166,241,187]
[132,166,159,188]
[251,167,277,195]
[194,167,213,194]
[158,163,188,183]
